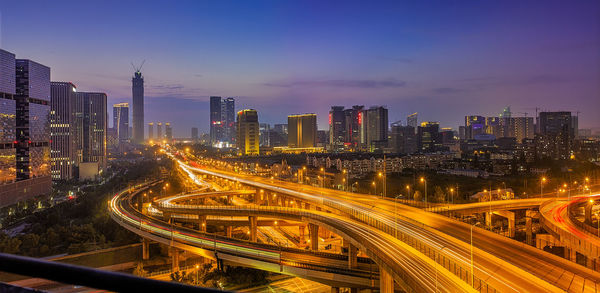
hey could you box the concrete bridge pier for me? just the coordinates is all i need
[330,287,340,293]
[526,216,533,245]
[142,238,150,260]
[485,212,492,228]
[493,210,515,238]
[226,226,233,238]
[198,215,207,232]
[249,216,258,242]
[585,202,593,225]
[348,243,358,269]
[171,247,180,272]
[299,225,306,244]
[308,223,319,250]
[379,268,394,293]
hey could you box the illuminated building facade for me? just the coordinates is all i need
[236,109,259,156]
[288,113,317,148]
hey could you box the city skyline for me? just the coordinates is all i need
[1,1,599,137]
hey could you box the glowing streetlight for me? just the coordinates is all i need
[420,177,427,204]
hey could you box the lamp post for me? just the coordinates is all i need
[420,177,427,204]
[320,167,325,188]
[394,194,402,238]
[406,185,411,201]
[372,181,376,196]
[378,172,383,197]
[541,177,547,197]
[343,169,348,191]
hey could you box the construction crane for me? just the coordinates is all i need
[131,60,145,73]
[517,112,528,117]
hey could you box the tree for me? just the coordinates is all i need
[432,186,445,203]
[413,190,422,201]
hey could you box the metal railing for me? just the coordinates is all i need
[0,252,219,292]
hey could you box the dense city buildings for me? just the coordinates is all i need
[287,114,317,148]
[112,103,129,144]
[131,69,144,144]
[236,109,259,156]
[50,82,77,180]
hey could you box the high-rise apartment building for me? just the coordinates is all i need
[148,122,154,140]
[131,70,144,143]
[288,114,317,148]
[390,123,416,154]
[209,96,223,144]
[236,109,259,156]
[113,103,129,143]
[364,106,388,151]
[344,105,364,148]
[165,122,172,140]
[50,82,77,180]
[538,111,573,160]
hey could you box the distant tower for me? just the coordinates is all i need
[131,61,145,144]
[148,122,154,140]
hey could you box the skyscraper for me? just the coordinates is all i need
[236,109,259,156]
[210,96,223,145]
[0,49,16,188]
[538,112,573,160]
[156,122,163,140]
[50,82,77,180]
[191,127,199,141]
[364,106,388,151]
[464,115,486,139]
[131,69,144,143]
[15,59,51,182]
[209,96,236,145]
[222,97,235,143]
[390,123,417,154]
[328,106,345,150]
[148,122,154,140]
[344,105,364,147]
[113,103,129,143]
[165,122,172,140]
[77,92,107,170]
[407,113,418,128]
[417,122,441,153]
[288,114,317,148]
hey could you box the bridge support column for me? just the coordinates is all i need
[485,212,492,228]
[227,195,233,205]
[585,203,593,225]
[249,216,258,242]
[226,226,233,238]
[299,225,306,245]
[198,215,207,232]
[348,243,357,269]
[380,268,394,293]
[493,210,515,238]
[171,247,180,272]
[525,209,536,246]
[308,223,319,250]
[330,287,340,293]
[142,238,150,260]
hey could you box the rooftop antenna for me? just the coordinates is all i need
[131,60,146,72]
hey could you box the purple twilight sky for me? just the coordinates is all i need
[1,0,599,137]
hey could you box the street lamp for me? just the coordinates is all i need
[541,177,547,197]
[406,185,411,200]
[470,222,480,287]
[378,172,383,197]
[394,194,403,238]
[372,181,376,195]
[449,188,454,204]
[320,167,325,188]
[420,177,427,204]
[343,169,348,191]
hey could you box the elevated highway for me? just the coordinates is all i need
[177,157,599,292]
[110,182,476,292]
